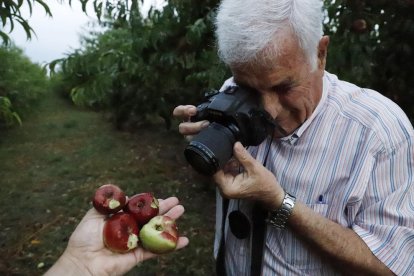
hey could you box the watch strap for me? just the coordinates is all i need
[266,192,296,229]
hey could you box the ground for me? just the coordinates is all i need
[0,91,216,275]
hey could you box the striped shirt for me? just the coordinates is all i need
[214,71,414,275]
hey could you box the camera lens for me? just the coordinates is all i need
[184,122,237,176]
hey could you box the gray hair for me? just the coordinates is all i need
[215,0,324,70]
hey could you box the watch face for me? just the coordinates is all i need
[228,210,250,239]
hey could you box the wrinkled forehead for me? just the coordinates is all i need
[230,38,314,91]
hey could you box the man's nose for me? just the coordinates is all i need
[260,92,281,118]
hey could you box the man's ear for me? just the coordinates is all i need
[318,35,330,70]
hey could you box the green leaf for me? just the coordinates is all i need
[80,0,88,13]
[15,18,34,40]
[0,30,10,45]
[93,0,103,20]
[34,0,52,16]
[0,96,22,126]
[11,111,22,125]
[47,58,65,74]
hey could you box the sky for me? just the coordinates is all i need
[7,0,165,65]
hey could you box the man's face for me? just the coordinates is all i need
[231,35,326,137]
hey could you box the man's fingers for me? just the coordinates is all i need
[158,197,179,215]
[173,105,210,137]
[172,105,197,118]
[176,237,189,250]
[233,142,255,172]
[163,205,185,220]
[222,158,243,176]
[178,120,209,136]
[212,170,224,186]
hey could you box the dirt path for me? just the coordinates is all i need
[0,92,215,275]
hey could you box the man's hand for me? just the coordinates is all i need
[172,105,209,140]
[45,197,189,276]
[213,142,285,210]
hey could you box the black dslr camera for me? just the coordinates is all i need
[184,85,275,176]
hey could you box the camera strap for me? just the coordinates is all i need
[250,203,267,276]
[250,134,273,275]
[216,135,273,276]
[216,197,229,276]
[215,198,267,276]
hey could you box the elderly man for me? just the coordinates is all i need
[174,0,414,275]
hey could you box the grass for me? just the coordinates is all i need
[0,91,216,275]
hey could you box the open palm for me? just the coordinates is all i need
[61,197,188,276]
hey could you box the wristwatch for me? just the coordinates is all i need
[266,192,296,229]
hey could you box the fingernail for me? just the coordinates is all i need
[188,107,197,116]
[201,121,210,127]
[234,142,243,151]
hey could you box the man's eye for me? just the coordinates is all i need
[272,85,291,94]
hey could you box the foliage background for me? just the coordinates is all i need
[49,0,227,130]
[2,0,414,128]
[0,44,48,127]
[324,0,414,120]
[49,0,414,129]
[0,0,414,274]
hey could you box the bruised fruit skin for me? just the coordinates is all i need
[139,215,179,254]
[103,212,139,253]
[93,184,127,215]
[124,193,159,226]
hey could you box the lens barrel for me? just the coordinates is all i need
[184,122,236,176]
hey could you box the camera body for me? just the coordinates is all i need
[184,85,274,176]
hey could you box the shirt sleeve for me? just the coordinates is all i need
[352,135,414,275]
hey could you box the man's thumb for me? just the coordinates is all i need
[233,142,254,171]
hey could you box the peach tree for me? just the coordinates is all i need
[51,0,228,129]
[324,0,414,121]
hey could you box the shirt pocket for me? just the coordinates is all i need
[271,203,329,270]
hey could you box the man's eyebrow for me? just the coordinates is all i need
[272,77,295,88]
